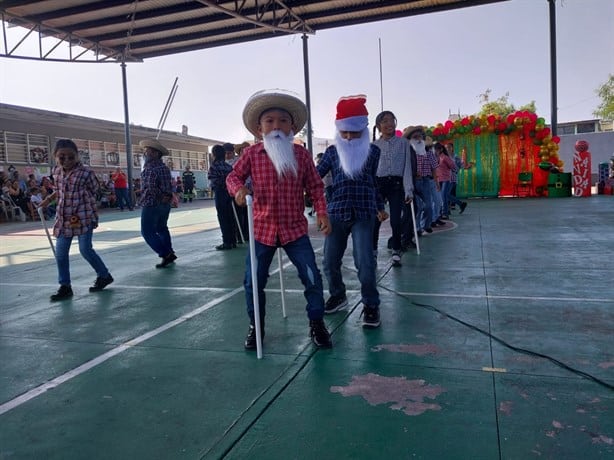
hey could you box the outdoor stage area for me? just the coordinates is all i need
[0,196,612,459]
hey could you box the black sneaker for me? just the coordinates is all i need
[324,295,348,314]
[156,252,177,268]
[459,202,468,214]
[244,323,265,350]
[391,251,402,267]
[89,275,114,292]
[309,320,332,348]
[50,285,73,301]
[361,306,381,328]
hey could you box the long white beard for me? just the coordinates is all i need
[263,130,297,178]
[334,128,371,179]
[411,139,427,156]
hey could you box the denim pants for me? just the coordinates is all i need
[441,181,463,215]
[244,235,325,323]
[141,203,173,257]
[115,187,131,210]
[324,216,380,308]
[431,180,442,220]
[414,177,433,230]
[373,176,404,252]
[55,228,110,286]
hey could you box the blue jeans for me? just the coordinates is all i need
[414,177,434,230]
[141,203,173,257]
[244,235,325,323]
[441,181,463,215]
[324,216,379,307]
[373,176,404,251]
[431,180,442,220]
[115,187,131,210]
[55,229,110,286]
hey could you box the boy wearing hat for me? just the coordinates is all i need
[226,89,333,350]
[317,95,387,328]
[403,126,438,234]
[138,138,177,268]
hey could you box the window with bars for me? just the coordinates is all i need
[0,131,51,164]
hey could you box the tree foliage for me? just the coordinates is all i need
[593,74,614,120]
[477,89,536,118]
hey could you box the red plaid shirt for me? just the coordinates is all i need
[226,142,327,246]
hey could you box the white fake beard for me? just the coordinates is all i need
[411,139,427,156]
[263,130,297,178]
[334,128,371,179]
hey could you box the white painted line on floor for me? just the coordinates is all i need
[0,287,243,416]
[482,367,507,373]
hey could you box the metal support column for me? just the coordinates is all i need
[121,61,134,198]
[548,0,558,136]
[302,34,313,154]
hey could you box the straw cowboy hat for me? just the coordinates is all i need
[242,89,308,138]
[139,138,170,156]
[402,125,425,139]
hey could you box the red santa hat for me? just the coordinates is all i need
[335,95,369,132]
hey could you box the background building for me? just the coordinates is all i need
[0,103,223,190]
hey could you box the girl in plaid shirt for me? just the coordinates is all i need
[41,139,113,301]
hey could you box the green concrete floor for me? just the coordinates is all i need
[0,196,612,460]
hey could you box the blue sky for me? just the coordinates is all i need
[1,0,612,143]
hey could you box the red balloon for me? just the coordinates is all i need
[395,129,403,137]
[552,135,560,144]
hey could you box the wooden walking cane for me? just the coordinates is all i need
[37,206,55,256]
[410,200,420,255]
[278,249,287,318]
[245,195,263,359]
[231,201,246,244]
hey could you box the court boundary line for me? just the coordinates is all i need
[0,287,243,416]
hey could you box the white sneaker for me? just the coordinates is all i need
[391,252,401,267]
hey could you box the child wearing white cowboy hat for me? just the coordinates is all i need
[226,89,333,351]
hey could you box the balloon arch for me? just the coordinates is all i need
[422,111,562,198]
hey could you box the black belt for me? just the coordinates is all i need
[377,175,402,181]
[417,175,433,179]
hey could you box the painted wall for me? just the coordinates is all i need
[558,131,614,179]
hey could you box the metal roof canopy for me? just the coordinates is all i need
[1,1,510,62]
[1,0,559,194]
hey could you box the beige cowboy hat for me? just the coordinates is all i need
[242,89,308,138]
[139,138,170,156]
[402,125,425,139]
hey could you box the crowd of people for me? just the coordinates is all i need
[0,166,143,223]
[3,89,471,354]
